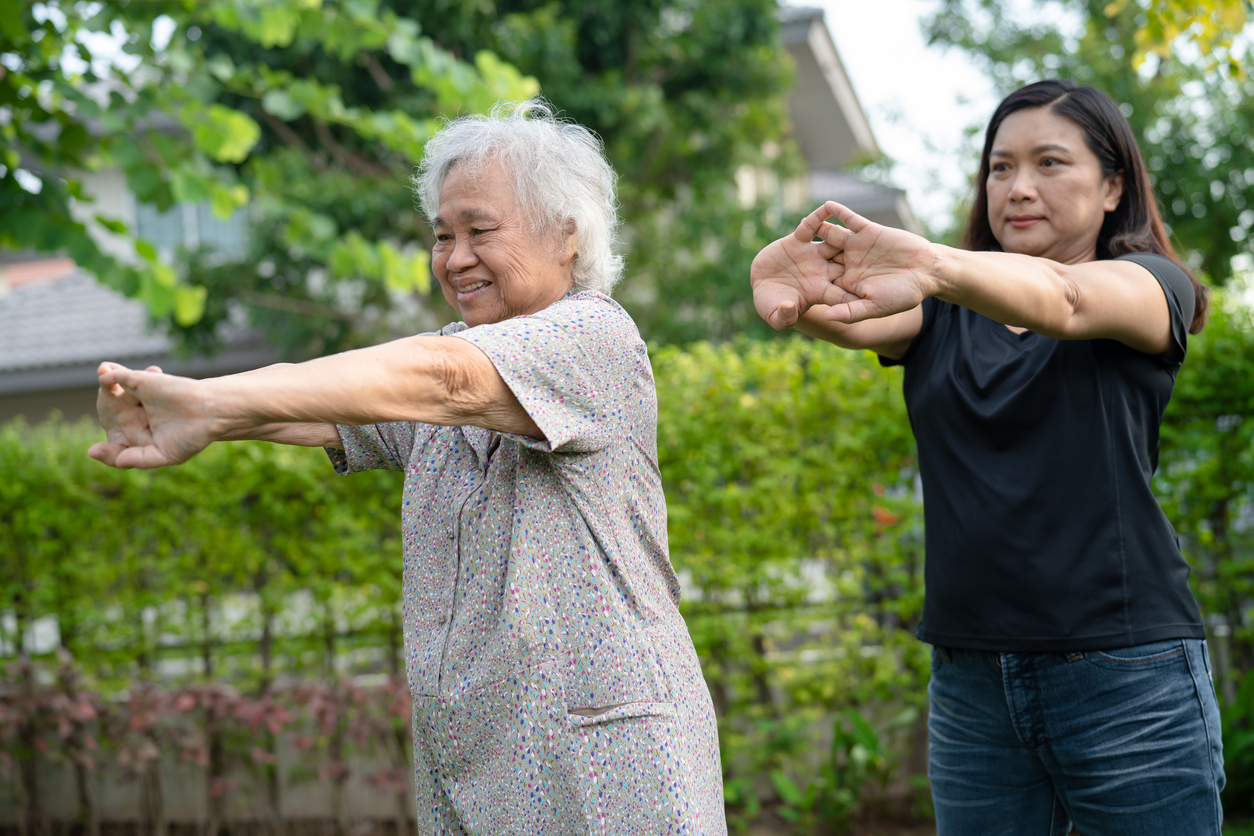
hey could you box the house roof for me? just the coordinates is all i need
[0,269,275,396]
[780,6,879,170]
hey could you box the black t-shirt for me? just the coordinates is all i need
[881,252,1204,651]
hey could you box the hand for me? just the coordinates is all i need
[87,364,229,469]
[812,202,940,323]
[750,203,860,329]
[750,201,939,328]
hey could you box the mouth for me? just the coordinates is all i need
[1009,215,1043,229]
[455,280,492,298]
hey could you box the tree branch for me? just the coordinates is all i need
[361,52,394,93]
[257,110,326,171]
[311,119,390,179]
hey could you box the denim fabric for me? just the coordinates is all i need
[928,639,1225,836]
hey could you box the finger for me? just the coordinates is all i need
[769,300,800,330]
[817,241,842,261]
[822,297,886,325]
[822,201,872,233]
[791,203,839,242]
[88,441,131,468]
[817,220,852,249]
[145,365,163,374]
[114,444,179,470]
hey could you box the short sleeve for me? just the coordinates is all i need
[1115,252,1195,364]
[324,322,467,474]
[878,298,939,368]
[326,422,420,474]
[449,292,647,454]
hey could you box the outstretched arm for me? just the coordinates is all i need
[753,201,1174,356]
[88,336,540,470]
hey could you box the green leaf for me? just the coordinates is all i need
[95,215,129,235]
[135,240,158,261]
[257,6,300,48]
[173,284,208,326]
[170,171,210,205]
[183,105,261,164]
[0,0,26,43]
[261,89,305,121]
[209,183,249,219]
[769,769,805,807]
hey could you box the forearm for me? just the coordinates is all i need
[220,423,343,448]
[929,247,1079,337]
[796,306,921,359]
[202,336,532,435]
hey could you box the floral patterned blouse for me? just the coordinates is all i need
[327,291,725,836]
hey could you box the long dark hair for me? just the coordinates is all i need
[963,79,1209,334]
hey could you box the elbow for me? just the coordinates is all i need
[1039,270,1085,340]
[423,341,496,420]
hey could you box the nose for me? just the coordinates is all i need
[446,234,479,272]
[1007,168,1037,203]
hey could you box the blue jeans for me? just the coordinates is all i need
[928,639,1225,836]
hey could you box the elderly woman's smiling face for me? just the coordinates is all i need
[432,159,577,327]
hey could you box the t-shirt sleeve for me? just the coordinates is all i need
[326,422,419,474]
[878,298,938,368]
[1115,252,1195,364]
[448,294,647,454]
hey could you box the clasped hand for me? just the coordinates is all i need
[750,200,938,330]
[88,363,227,469]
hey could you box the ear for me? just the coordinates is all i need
[558,218,578,266]
[1103,170,1125,213]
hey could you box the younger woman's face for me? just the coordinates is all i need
[986,107,1124,265]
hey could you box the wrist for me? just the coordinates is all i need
[924,243,959,301]
[200,377,259,438]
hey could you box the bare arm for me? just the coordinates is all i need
[753,201,1174,357]
[89,337,539,469]
[794,305,923,359]
[219,423,343,448]
[924,248,1172,354]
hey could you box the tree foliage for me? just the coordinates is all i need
[2,0,797,354]
[0,0,535,356]
[924,0,1254,284]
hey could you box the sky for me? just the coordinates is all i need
[789,0,1001,232]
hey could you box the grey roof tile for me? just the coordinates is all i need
[0,272,171,374]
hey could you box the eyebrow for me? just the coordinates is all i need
[990,143,1072,158]
[432,208,498,227]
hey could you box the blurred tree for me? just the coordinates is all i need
[924,0,1254,284]
[0,0,536,357]
[1106,0,1249,76]
[2,0,798,353]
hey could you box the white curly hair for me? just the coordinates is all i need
[413,99,625,295]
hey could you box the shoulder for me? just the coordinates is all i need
[535,291,640,335]
[494,291,645,352]
[1112,253,1195,323]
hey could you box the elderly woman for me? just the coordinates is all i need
[89,101,725,835]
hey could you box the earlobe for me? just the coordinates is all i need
[1104,171,1125,212]
[560,220,579,265]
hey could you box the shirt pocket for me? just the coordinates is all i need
[565,700,678,728]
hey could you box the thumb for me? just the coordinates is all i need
[769,300,800,330]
